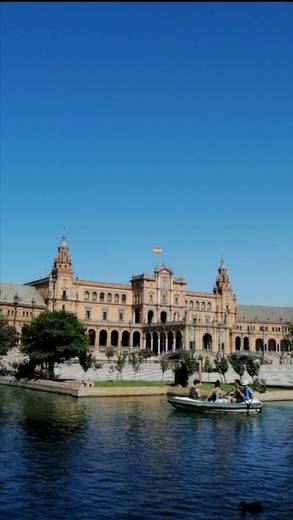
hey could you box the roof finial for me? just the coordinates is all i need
[61,234,67,248]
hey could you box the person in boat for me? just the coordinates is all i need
[229,380,245,403]
[189,379,201,400]
[206,380,224,402]
[242,380,253,401]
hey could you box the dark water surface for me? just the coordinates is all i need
[0,387,292,519]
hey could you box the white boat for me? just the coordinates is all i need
[168,395,263,414]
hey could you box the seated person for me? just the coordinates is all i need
[229,380,245,403]
[207,380,224,402]
[242,380,253,400]
[189,379,201,400]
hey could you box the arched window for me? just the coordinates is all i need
[122,294,127,304]
[122,331,130,347]
[162,294,166,304]
[134,308,140,323]
[196,301,199,309]
[255,338,263,352]
[175,331,182,350]
[243,336,250,351]
[149,293,153,303]
[84,291,89,301]
[99,330,107,347]
[201,302,205,310]
[133,331,140,348]
[107,293,112,303]
[207,302,211,310]
[167,331,173,352]
[174,295,179,305]
[148,310,153,324]
[189,300,193,309]
[235,336,241,350]
[146,332,151,349]
[114,293,119,303]
[88,329,96,346]
[173,312,179,321]
[160,311,167,323]
[92,292,97,302]
[100,292,104,302]
[203,333,212,350]
[111,330,118,347]
[160,332,166,353]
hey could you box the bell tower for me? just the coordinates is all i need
[51,235,73,277]
[213,259,237,329]
[49,236,74,310]
[214,259,231,294]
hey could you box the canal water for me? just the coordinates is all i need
[0,387,292,519]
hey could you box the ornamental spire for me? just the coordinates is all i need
[51,235,73,278]
[213,258,231,294]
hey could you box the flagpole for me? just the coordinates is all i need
[152,247,163,265]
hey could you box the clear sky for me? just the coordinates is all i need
[1,3,292,306]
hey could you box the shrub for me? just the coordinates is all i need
[252,378,267,393]
[14,360,37,380]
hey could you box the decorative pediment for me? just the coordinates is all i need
[155,265,174,276]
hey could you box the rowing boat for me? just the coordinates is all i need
[168,395,263,414]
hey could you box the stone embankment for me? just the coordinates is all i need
[0,376,168,398]
[0,375,293,401]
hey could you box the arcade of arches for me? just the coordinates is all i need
[235,336,288,352]
[3,237,291,358]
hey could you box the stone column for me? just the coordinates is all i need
[172,333,176,352]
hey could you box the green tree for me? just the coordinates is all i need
[214,355,229,383]
[105,346,115,363]
[128,351,142,379]
[115,353,127,380]
[21,310,89,379]
[138,348,153,361]
[159,355,169,381]
[245,355,260,380]
[0,316,19,355]
[78,350,96,374]
[203,356,214,382]
[180,351,198,377]
[228,353,245,383]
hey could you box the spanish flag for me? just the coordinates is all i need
[152,247,162,254]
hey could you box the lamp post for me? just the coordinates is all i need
[13,293,19,328]
[51,268,57,310]
[193,318,197,355]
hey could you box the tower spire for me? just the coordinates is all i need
[213,259,231,294]
[51,235,73,277]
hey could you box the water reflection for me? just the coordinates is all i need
[0,388,292,519]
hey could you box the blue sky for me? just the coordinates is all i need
[1,3,292,305]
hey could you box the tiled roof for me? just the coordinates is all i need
[237,304,293,323]
[0,283,46,307]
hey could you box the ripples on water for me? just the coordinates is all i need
[0,387,292,519]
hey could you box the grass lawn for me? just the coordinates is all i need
[94,380,168,387]
[93,381,234,390]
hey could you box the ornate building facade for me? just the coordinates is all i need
[1,237,292,357]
